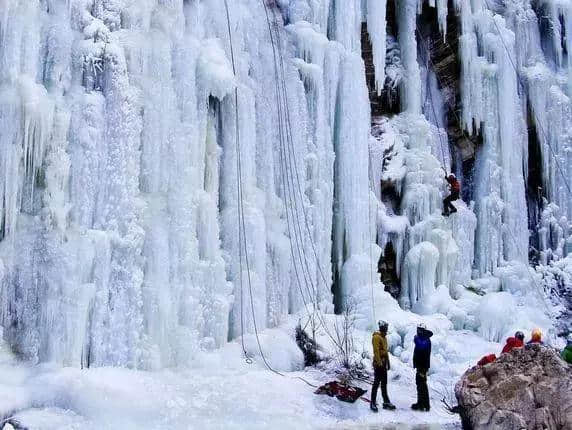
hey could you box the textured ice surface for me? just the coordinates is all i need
[0,0,570,427]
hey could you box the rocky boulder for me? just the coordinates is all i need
[455,344,572,429]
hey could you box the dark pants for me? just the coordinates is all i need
[443,191,459,214]
[416,369,430,408]
[371,365,390,405]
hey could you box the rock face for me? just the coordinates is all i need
[455,344,572,430]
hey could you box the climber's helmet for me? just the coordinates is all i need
[378,320,389,333]
[515,331,524,341]
[417,322,427,336]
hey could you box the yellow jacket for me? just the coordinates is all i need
[372,331,389,368]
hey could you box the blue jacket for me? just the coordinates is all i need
[413,329,433,370]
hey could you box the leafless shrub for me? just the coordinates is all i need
[332,298,358,370]
[433,380,460,415]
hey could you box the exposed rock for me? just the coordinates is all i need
[455,344,572,430]
[378,242,400,299]
[295,325,321,366]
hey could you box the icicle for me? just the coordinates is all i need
[367,0,387,96]
[331,0,362,52]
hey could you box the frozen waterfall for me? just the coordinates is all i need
[0,0,570,374]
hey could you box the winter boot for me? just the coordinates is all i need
[370,403,378,413]
[383,402,396,410]
[411,403,421,410]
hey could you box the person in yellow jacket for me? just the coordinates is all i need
[370,321,396,412]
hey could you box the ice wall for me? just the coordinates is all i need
[457,0,572,270]
[0,0,570,371]
[0,0,361,368]
[371,0,569,321]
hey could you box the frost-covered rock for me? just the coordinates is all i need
[455,344,572,430]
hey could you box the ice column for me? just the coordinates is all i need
[332,52,373,316]
[397,0,422,114]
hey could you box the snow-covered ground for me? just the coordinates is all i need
[1,285,561,430]
[0,326,464,430]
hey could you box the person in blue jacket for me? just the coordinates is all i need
[411,323,433,412]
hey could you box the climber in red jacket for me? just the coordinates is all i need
[443,173,460,216]
[501,331,525,354]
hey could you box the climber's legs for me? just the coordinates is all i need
[442,192,459,216]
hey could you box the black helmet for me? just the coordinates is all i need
[378,320,388,332]
[515,331,524,341]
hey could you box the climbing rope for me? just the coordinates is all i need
[222,0,249,362]
[262,3,320,333]
[416,24,449,174]
[270,8,335,292]
[224,0,293,375]
[223,0,343,382]
[367,171,377,326]
[263,4,345,351]
[268,9,378,359]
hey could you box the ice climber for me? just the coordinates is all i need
[370,321,396,412]
[442,173,460,216]
[527,328,544,345]
[561,334,572,364]
[411,323,433,412]
[501,331,525,354]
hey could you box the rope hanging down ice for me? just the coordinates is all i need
[223,0,341,383]
[222,0,249,363]
[416,24,449,174]
[263,4,348,350]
